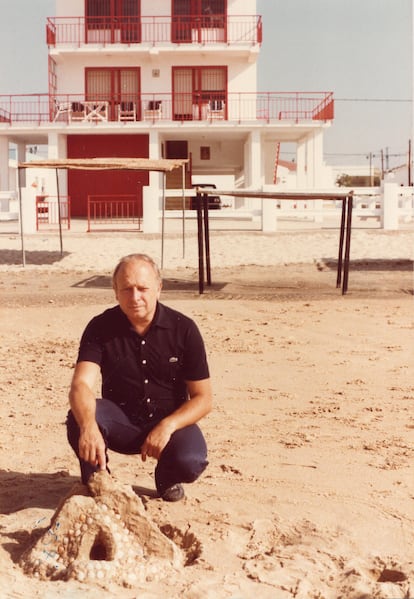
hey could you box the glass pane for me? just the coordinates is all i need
[86,70,112,101]
[86,0,111,16]
[120,0,139,17]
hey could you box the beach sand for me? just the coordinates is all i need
[0,219,413,598]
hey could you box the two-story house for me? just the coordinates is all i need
[0,0,334,232]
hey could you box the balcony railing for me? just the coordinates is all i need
[46,15,262,47]
[0,92,334,126]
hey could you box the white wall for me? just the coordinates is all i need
[55,0,83,17]
[228,0,257,14]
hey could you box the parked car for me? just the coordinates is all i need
[191,183,222,210]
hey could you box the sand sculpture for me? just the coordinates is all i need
[20,472,198,587]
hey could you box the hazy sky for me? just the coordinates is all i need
[0,0,412,169]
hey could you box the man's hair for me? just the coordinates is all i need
[112,254,162,289]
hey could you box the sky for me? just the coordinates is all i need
[0,0,412,170]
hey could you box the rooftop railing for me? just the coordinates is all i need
[46,15,262,47]
[0,92,333,126]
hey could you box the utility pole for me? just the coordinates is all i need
[385,147,389,171]
[380,149,384,179]
[368,152,373,186]
[408,139,412,186]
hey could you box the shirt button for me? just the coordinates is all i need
[142,359,146,364]
[141,340,146,345]
[146,398,151,403]
[148,413,153,418]
[144,379,149,384]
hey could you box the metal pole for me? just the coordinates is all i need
[203,192,211,286]
[342,193,353,295]
[161,171,166,269]
[336,197,346,288]
[17,167,26,267]
[196,192,204,294]
[55,168,63,256]
[181,163,185,258]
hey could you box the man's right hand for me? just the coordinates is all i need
[78,423,106,471]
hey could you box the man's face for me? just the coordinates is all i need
[114,259,162,327]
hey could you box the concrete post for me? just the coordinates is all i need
[21,187,37,233]
[48,132,68,197]
[262,195,277,232]
[296,140,306,187]
[382,181,399,230]
[0,137,9,190]
[143,130,160,233]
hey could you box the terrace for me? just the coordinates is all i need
[0,92,334,126]
[46,15,262,47]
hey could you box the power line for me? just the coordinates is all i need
[335,98,411,103]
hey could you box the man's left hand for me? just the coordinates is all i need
[140,420,175,461]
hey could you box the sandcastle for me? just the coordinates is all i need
[20,471,200,587]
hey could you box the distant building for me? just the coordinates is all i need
[0,0,335,231]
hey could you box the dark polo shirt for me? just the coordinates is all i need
[77,302,210,424]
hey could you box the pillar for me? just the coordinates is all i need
[47,132,67,197]
[296,139,307,188]
[0,137,9,191]
[382,181,399,230]
[143,130,161,233]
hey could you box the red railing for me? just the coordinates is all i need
[0,92,334,125]
[87,194,141,232]
[36,195,71,230]
[46,15,262,47]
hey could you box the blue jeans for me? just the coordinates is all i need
[66,398,208,495]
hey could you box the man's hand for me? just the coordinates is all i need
[78,423,106,471]
[141,420,175,462]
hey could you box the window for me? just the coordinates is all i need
[200,146,210,160]
[171,0,226,42]
[173,66,226,120]
[85,0,141,42]
[86,67,140,120]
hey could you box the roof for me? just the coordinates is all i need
[18,157,188,172]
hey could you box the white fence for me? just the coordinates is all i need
[266,182,414,231]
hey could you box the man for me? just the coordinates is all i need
[67,253,212,502]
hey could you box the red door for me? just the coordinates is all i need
[85,0,141,43]
[171,0,226,43]
[172,66,227,120]
[67,134,149,217]
[85,67,140,121]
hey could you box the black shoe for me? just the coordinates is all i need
[161,483,185,502]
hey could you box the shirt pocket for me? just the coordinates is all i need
[166,354,183,383]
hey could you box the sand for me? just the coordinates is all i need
[0,219,413,598]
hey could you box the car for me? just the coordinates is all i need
[191,183,222,210]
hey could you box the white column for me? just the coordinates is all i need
[0,137,9,190]
[247,130,262,189]
[143,130,161,233]
[310,129,324,187]
[296,139,307,187]
[382,181,399,230]
[309,130,324,221]
[48,132,68,197]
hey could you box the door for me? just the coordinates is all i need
[171,0,226,43]
[173,66,226,120]
[86,67,140,121]
[67,134,149,217]
[85,0,141,43]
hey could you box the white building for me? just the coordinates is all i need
[0,0,335,232]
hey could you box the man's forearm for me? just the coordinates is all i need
[69,381,97,429]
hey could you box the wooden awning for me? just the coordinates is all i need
[18,157,188,172]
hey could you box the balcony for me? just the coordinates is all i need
[0,92,333,126]
[46,15,262,47]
